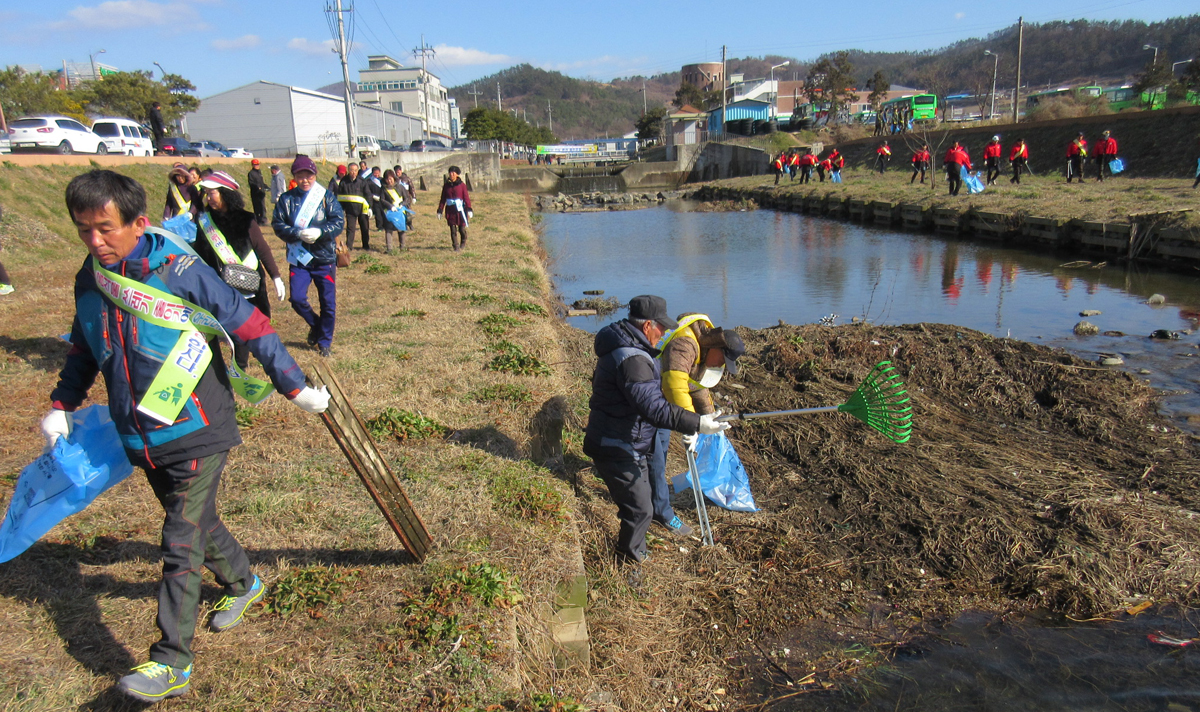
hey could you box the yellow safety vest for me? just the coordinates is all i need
[657,313,716,406]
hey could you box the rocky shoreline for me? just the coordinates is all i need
[533,190,687,212]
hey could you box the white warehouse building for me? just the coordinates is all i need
[185,80,424,159]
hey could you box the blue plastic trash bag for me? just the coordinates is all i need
[1109,157,1125,174]
[162,213,197,244]
[830,170,842,184]
[670,432,758,512]
[0,406,134,563]
[962,166,985,194]
[385,208,408,232]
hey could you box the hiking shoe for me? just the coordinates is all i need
[209,575,264,632]
[655,516,695,538]
[0,284,13,296]
[319,346,332,358]
[306,322,320,346]
[118,662,191,702]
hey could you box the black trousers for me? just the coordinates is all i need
[800,165,811,184]
[1011,158,1026,184]
[250,189,266,224]
[587,444,653,562]
[145,452,251,669]
[946,164,962,195]
[1067,156,1084,182]
[986,157,1000,185]
[1097,156,1111,181]
[344,211,371,249]
[910,163,927,183]
[449,224,469,251]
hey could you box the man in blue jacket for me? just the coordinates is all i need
[40,169,331,703]
[584,295,730,564]
[272,155,345,357]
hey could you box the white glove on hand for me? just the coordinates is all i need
[681,432,698,451]
[274,277,286,302]
[299,228,321,243]
[467,210,474,220]
[41,409,73,452]
[697,413,730,436]
[291,386,330,414]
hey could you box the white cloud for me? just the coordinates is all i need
[53,0,200,30]
[432,44,512,67]
[288,37,337,57]
[211,34,260,51]
[954,12,966,19]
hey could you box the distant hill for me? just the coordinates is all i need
[447,16,1199,138]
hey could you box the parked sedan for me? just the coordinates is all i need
[408,139,450,152]
[225,147,254,158]
[190,140,228,158]
[157,137,200,157]
[8,116,108,155]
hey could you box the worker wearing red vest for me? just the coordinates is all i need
[1066,132,1088,183]
[788,150,801,180]
[943,141,971,196]
[799,149,817,184]
[874,141,892,174]
[773,153,785,185]
[817,156,832,182]
[1093,130,1118,181]
[910,145,931,184]
[829,149,844,171]
[1009,139,1029,184]
[983,135,1002,186]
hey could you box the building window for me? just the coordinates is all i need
[390,101,403,112]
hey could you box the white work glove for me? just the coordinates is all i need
[41,409,73,452]
[291,386,330,414]
[697,413,730,436]
[299,228,321,243]
[467,210,474,220]
[681,432,698,451]
[274,277,286,302]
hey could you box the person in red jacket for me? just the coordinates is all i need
[436,165,473,252]
[1066,132,1087,183]
[983,135,1002,186]
[874,141,892,174]
[830,149,845,172]
[772,153,785,185]
[1009,139,1029,184]
[1094,130,1118,181]
[789,150,801,180]
[943,141,971,196]
[799,149,817,184]
[910,145,931,184]
[817,156,831,182]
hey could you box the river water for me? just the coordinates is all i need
[540,203,1200,710]
[542,202,1200,426]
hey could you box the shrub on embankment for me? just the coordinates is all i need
[827,105,1200,178]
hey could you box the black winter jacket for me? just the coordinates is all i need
[583,319,700,457]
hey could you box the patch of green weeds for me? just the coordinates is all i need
[451,280,476,289]
[503,300,547,316]
[477,312,520,337]
[366,407,446,441]
[462,292,495,306]
[433,275,454,283]
[346,305,372,316]
[365,262,392,275]
[353,253,379,265]
[401,562,524,648]
[489,464,566,525]
[482,225,499,232]
[235,405,261,428]
[392,280,422,289]
[386,348,413,361]
[785,334,805,346]
[392,308,427,318]
[359,319,408,335]
[472,383,533,404]
[527,693,586,712]
[485,341,550,376]
[263,566,361,618]
[435,293,453,301]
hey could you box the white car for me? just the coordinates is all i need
[356,135,380,158]
[8,116,108,155]
[91,118,154,157]
[225,147,254,158]
[0,130,10,154]
[190,140,228,158]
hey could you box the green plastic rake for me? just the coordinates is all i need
[717,360,913,443]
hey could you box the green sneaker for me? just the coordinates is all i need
[209,575,264,632]
[118,661,191,701]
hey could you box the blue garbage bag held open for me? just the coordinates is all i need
[1109,157,1125,174]
[962,165,986,194]
[0,406,134,563]
[385,206,413,232]
[161,213,198,244]
[670,432,758,512]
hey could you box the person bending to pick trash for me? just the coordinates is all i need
[647,313,745,539]
[584,295,731,567]
[42,169,331,703]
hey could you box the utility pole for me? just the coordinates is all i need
[467,85,482,108]
[412,35,436,138]
[497,82,502,112]
[327,0,357,160]
[547,101,552,135]
[721,45,727,139]
[641,80,647,115]
[1014,16,1024,123]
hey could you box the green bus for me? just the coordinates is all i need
[878,94,938,132]
[1102,85,1167,111]
[1024,85,1102,112]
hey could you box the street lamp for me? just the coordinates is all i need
[769,61,790,120]
[154,61,167,80]
[1172,59,1194,74]
[984,50,999,120]
[1143,44,1159,64]
[88,48,106,82]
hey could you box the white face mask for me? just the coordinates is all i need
[698,366,724,389]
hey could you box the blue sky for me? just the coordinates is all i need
[1,0,1192,99]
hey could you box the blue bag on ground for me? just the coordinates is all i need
[385,207,410,232]
[962,166,985,194]
[830,170,842,184]
[1109,157,1125,174]
[162,213,197,244]
[0,406,134,563]
[670,432,758,512]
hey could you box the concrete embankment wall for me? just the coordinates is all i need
[833,105,1200,178]
[692,183,1200,267]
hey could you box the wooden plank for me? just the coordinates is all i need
[308,361,432,562]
